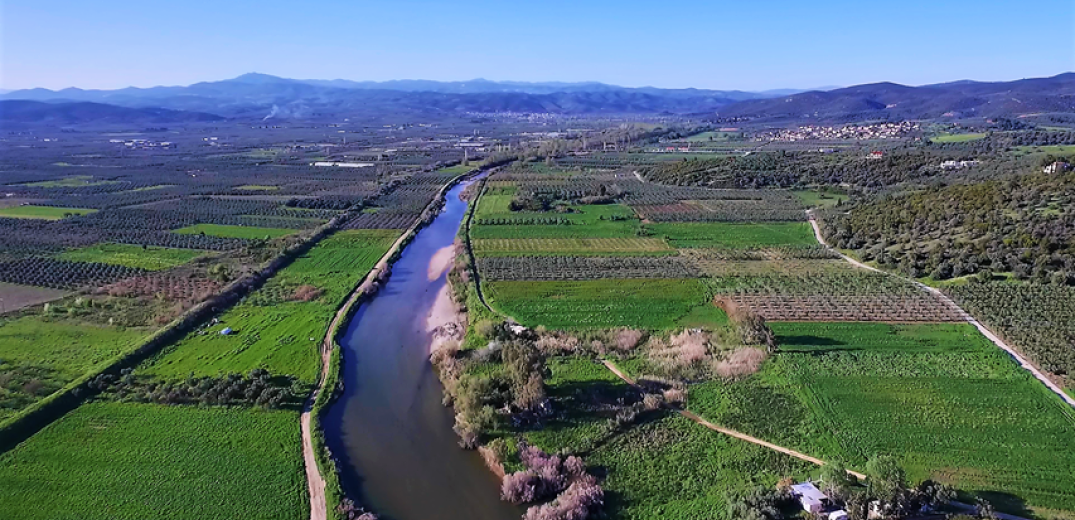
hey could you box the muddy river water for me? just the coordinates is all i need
[323,177,520,520]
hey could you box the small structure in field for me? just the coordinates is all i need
[791,482,831,515]
[220,327,233,336]
[828,510,849,520]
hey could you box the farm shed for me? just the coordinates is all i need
[790,482,830,514]
[220,327,232,336]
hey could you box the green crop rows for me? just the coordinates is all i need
[59,243,207,271]
[0,316,148,420]
[0,402,305,520]
[484,278,727,330]
[141,229,399,384]
[687,322,1075,516]
[172,223,298,239]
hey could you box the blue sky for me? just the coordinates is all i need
[2,0,1072,91]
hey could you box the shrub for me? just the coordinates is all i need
[713,347,768,380]
[522,480,604,520]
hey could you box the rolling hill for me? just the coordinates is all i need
[0,100,225,124]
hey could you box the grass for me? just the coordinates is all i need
[646,222,816,248]
[0,316,149,420]
[59,243,207,270]
[19,175,122,188]
[472,237,675,257]
[683,131,741,143]
[437,164,474,175]
[236,184,280,191]
[172,223,298,239]
[1014,144,1075,155]
[123,184,176,192]
[505,357,814,520]
[792,188,848,209]
[484,278,726,330]
[141,230,400,384]
[687,322,1075,518]
[471,204,642,239]
[930,133,987,143]
[0,402,306,520]
[0,205,96,220]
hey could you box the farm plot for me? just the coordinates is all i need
[342,211,416,230]
[680,252,850,277]
[756,323,1075,517]
[0,205,96,220]
[472,238,675,257]
[947,282,1075,376]
[514,357,815,520]
[0,316,148,420]
[0,402,305,520]
[470,205,641,239]
[484,278,726,330]
[0,257,146,290]
[59,243,207,271]
[646,222,816,248]
[478,255,700,281]
[632,195,806,223]
[0,282,68,314]
[704,270,962,321]
[173,223,298,239]
[722,295,963,322]
[141,229,399,384]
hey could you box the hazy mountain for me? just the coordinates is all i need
[0,100,225,124]
[3,73,1071,120]
[716,73,1075,121]
[0,74,793,118]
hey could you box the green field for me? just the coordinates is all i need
[646,222,816,248]
[0,205,97,220]
[497,357,814,520]
[684,131,740,143]
[19,175,122,188]
[931,133,987,143]
[141,230,400,383]
[0,402,305,520]
[0,316,148,420]
[472,237,675,257]
[437,164,474,175]
[1014,144,1075,155]
[60,243,207,270]
[484,278,726,330]
[472,204,641,239]
[792,189,848,209]
[687,322,1075,517]
[173,223,298,239]
[123,184,176,192]
[236,184,280,191]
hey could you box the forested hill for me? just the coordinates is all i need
[0,100,225,124]
[716,73,1075,121]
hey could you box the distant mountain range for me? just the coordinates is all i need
[0,100,224,125]
[1,73,1072,123]
[716,73,1075,121]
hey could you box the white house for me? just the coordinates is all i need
[1044,161,1070,174]
[791,482,830,514]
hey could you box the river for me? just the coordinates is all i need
[323,177,521,520]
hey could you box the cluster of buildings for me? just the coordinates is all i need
[940,159,980,170]
[108,138,173,149]
[761,122,920,142]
